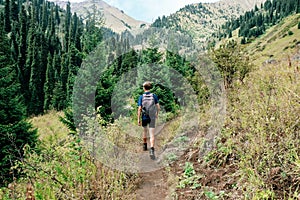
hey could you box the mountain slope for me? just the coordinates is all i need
[247,13,300,66]
[152,0,267,47]
[225,0,267,10]
[51,0,149,34]
[168,13,300,199]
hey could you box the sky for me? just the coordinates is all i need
[69,0,220,22]
[103,0,220,22]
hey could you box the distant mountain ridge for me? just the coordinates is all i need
[220,0,267,10]
[51,0,149,34]
[151,0,267,48]
[51,0,267,49]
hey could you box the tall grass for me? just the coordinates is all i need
[233,61,300,198]
[200,59,300,199]
[0,111,139,200]
[172,15,300,199]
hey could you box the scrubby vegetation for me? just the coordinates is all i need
[171,15,300,199]
[0,112,138,199]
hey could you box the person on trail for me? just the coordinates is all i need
[138,81,160,160]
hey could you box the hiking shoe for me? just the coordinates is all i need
[143,143,147,151]
[149,147,155,160]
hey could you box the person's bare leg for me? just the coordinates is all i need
[143,127,148,150]
[143,127,148,141]
[149,128,155,148]
[149,127,155,160]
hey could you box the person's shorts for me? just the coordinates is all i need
[142,117,156,128]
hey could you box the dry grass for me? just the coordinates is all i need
[169,14,300,199]
[170,55,300,199]
[0,111,139,200]
[29,110,69,143]
[247,14,300,66]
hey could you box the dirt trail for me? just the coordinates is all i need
[134,124,170,200]
[135,168,168,200]
[134,119,199,200]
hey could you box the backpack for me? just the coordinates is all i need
[142,93,156,117]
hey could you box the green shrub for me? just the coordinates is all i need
[288,30,293,35]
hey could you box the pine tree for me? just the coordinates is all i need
[67,45,81,102]
[82,4,103,53]
[70,13,78,45]
[10,25,18,62]
[31,0,39,24]
[140,48,163,65]
[241,37,247,44]
[51,51,65,110]
[44,53,55,110]
[28,29,46,115]
[41,1,48,32]
[120,49,138,74]
[10,0,18,22]
[264,0,272,10]
[64,1,71,52]
[23,2,39,109]
[59,53,69,109]
[4,0,11,32]
[297,0,300,13]
[47,6,58,55]
[74,18,83,51]
[55,4,60,25]
[52,81,65,110]
[0,19,37,186]
[53,51,61,76]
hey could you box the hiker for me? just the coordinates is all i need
[138,81,160,160]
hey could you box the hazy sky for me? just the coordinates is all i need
[104,0,220,22]
[69,0,220,22]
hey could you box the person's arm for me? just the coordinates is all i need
[155,103,160,118]
[137,95,142,126]
[154,94,160,118]
[138,106,142,126]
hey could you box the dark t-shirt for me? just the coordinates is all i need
[138,92,159,120]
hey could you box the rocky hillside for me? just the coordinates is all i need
[152,0,267,47]
[225,0,267,10]
[51,0,149,34]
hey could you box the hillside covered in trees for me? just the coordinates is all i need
[0,0,106,115]
[219,0,300,43]
[0,0,105,186]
